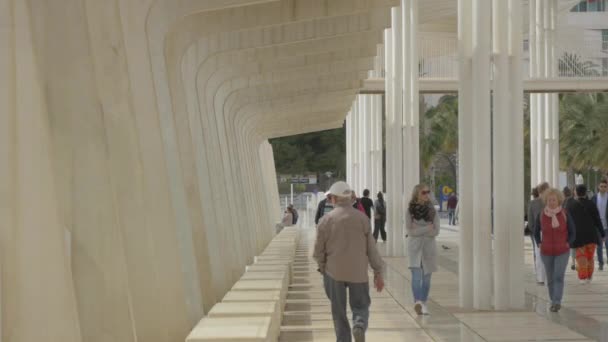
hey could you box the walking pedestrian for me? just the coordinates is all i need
[563,187,577,270]
[528,182,550,285]
[406,184,440,316]
[447,193,458,225]
[534,188,576,312]
[373,192,387,242]
[360,189,375,220]
[352,191,366,214]
[592,179,608,270]
[569,185,605,283]
[314,181,385,342]
[315,192,334,225]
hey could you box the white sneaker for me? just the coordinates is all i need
[579,279,587,285]
[421,303,430,315]
[414,302,422,315]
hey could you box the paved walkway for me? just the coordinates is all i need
[279,223,607,341]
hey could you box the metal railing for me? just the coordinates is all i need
[380,36,608,80]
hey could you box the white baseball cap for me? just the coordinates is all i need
[328,181,352,197]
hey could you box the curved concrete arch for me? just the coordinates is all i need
[234,92,357,141]
[169,12,390,280]
[215,60,374,123]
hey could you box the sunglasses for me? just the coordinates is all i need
[421,190,431,195]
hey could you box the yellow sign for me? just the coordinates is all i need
[442,185,454,196]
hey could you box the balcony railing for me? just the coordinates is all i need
[380,36,608,80]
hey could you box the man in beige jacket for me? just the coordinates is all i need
[313,181,385,342]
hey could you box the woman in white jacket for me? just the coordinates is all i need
[406,184,440,315]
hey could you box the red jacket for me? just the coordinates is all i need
[535,210,575,256]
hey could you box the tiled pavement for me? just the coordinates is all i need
[279,223,608,341]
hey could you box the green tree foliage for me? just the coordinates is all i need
[560,93,608,171]
[420,95,459,182]
[269,127,346,178]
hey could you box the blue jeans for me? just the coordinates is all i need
[448,208,456,225]
[596,236,608,265]
[323,274,371,342]
[410,267,432,302]
[540,251,570,305]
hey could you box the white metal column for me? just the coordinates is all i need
[529,0,538,186]
[508,0,526,309]
[375,45,384,196]
[472,0,492,310]
[492,0,525,310]
[384,28,395,255]
[391,6,405,257]
[493,0,511,310]
[346,111,352,187]
[402,0,421,198]
[458,0,474,310]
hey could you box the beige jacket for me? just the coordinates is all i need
[313,203,385,283]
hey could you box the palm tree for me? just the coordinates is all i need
[560,93,608,174]
[420,95,458,184]
[558,52,601,77]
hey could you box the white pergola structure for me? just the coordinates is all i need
[345,0,602,310]
[1,0,606,340]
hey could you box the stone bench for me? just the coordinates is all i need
[246,264,292,284]
[185,317,273,342]
[185,227,300,342]
[207,301,280,341]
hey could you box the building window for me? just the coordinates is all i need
[572,0,607,12]
[603,29,608,51]
[603,58,608,76]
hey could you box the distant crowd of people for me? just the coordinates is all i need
[315,189,387,242]
[527,179,608,313]
[312,181,439,341]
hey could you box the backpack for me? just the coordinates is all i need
[356,200,365,214]
[292,209,299,224]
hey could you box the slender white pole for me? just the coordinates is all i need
[385,28,395,255]
[402,0,412,200]
[492,0,510,310]
[472,0,492,310]
[346,111,352,187]
[458,0,474,309]
[549,0,559,186]
[529,0,538,187]
[290,183,294,205]
[509,0,526,309]
[392,5,405,257]
[537,0,547,185]
[410,0,420,185]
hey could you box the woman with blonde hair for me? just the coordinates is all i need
[534,188,576,313]
[406,184,440,315]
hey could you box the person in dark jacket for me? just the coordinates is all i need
[359,189,375,219]
[591,179,608,270]
[563,187,577,270]
[534,188,576,312]
[447,193,458,225]
[315,192,334,225]
[569,185,605,283]
[529,182,550,284]
[373,192,387,242]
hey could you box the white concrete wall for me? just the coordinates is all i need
[0,0,395,341]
